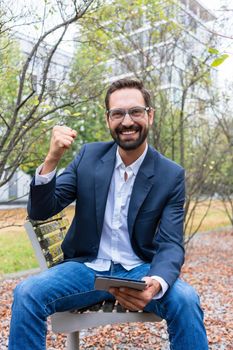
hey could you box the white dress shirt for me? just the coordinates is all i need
[35,145,168,298]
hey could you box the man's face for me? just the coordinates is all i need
[106,88,154,151]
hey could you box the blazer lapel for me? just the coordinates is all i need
[95,143,117,236]
[128,147,157,237]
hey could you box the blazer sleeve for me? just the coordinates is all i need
[27,145,86,220]
[148,168,185,287]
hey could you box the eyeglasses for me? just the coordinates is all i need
[107,106,150,122]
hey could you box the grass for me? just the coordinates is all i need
[0,201,231,276]
[0,229,38,276]
[185,200,231,233]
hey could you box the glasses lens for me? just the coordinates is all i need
[129,107,145,119]
[109,109,125,120]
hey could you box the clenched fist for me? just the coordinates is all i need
[40,125,77,175]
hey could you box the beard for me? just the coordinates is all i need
[109,124,149,150]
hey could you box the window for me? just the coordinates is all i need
[8,173,17,200]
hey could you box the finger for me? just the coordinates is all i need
[118,287,145,300]
[142,276,153,286]
[53,125,71,134]
[116,296,141,311]
[54,136,75,148]
[109,287,141,299]
[70,129,77,138]
[110,287,145,303]
[58,130,76,139]
[62,139,74,149]
[61,128,77,138]
[62,135,76,143]
[120,292,146,308]
[111,289,146,309]
[114,287,155,307]
[61,137,76,149]
[54,125,77,138]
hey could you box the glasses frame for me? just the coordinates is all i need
[107,106,151,122]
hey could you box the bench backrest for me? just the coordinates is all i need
[25,212,69,270]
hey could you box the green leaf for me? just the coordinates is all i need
[32,96,39,105]
[71,112,82,117]
[211,54,229,67]
[146,65,154,72]
[208,47,219,55]
[42,104,51,109]
[41,119,53,125]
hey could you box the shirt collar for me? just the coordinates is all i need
[115,144,148,176]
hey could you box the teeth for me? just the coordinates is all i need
[122,130,136,134]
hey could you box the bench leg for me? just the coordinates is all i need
[66,331,80,350]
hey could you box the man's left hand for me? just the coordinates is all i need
[109,277,161,311]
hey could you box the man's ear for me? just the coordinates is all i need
[105,113,110,128]
[148,108,154,126]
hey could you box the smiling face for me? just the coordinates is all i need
[106,88,154,154]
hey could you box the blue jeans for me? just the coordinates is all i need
[9,261,208,349]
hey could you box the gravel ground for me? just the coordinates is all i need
[1,230,233,349]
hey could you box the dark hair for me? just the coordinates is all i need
[105,78,152,111]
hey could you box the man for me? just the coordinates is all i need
[9,78,208,349]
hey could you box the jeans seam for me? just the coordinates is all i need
[155,298,167,319]
[44,289,99,315]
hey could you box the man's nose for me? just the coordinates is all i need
[121,113,134,126]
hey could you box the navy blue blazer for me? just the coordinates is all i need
[28,141,185,287]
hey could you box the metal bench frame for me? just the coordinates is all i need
[24,213,162,350]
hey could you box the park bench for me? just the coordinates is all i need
[24,211,162,350]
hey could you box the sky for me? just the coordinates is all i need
[202,0,220,11]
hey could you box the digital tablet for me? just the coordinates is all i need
[94,275,146,291]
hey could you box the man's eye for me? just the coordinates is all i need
[130,108,143,116]
[112,110,124,118]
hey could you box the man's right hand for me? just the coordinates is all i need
[40,125,77,175]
